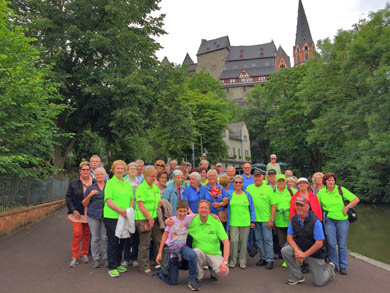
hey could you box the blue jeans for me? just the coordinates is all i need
[325,217,349,268]
[157,245,197,285]
[254,222,273,262]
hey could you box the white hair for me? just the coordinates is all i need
[128,162,138,171]
[207,169,218,177]
[190,172,201,181]
[172,169,183,178]
[94,167,106,175]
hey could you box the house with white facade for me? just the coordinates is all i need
[221,122,251,168]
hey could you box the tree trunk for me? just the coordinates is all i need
[53,139,75,169]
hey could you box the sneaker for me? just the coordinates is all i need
[265,261,274,270]
[210,270,218,280]
[301,262,309,273]
[282,261,287,268]
[339,267,348,275]
[329,262,336,280]
[92,260,100,268]
[116,265,127,273]
[108,269,120,278]
[104,260,109,268]
[256,259,267,266]
[155,265,162,274]
[187,279,200,291]
[121,261,130,268]
[286,277,305,285]
[196,279,203,288]
[81,255,89,264]
[228,262,236,268]
[203,265,209,270]
[239,264,247,269]
[132,260,139,267]
[69,258,79,268]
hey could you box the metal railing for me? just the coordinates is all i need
[0,176,69,212]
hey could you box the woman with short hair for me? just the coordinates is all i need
[163,170,184,215]
[199,169,228,217]
[135,166,162,275]
[199,167,208,186]
[311,172,325,195]
[103,160,134,278]
[66,161,93,267]
[227,175,256,269]
[266,154,281,174]
[157,170,169,197]
[183,172,202,213]
[318,173,359,275]
[83,167,108,268]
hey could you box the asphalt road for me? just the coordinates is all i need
[0,207,389,293]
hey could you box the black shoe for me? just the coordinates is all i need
[301,262,309,274]
[196,279,203,287]
[210,270,218,280]
[339,267,348,275]
[188,279,200,291]
[256,259,267,266]
[265,261,274,270]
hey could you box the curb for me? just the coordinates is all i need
[348,251,390,272]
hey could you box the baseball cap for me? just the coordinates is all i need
[267,169,276,175]
[295,196,309,205]
[276,174,286,181]
[296,177,309,184]
[216,163,223,167]
[253,169,263,176]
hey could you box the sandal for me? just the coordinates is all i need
[144,269,154,276]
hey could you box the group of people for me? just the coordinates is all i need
[65,154,359,290]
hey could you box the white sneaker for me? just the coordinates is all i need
[132,261,139,267]
[69,258,79,267]
[81,255,89,264]
[121,261,130,268]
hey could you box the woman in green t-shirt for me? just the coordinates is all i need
[227,175,256,269]
[318,173,360,276]
[103,160,134,278]
[135,166,162,275]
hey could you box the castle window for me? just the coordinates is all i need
[216,44,220,48]
[305,53,309,60]
[297,55,301,64]
[260,47,264,51]
[240,55,244,58]
[265,61,270,66]
[252,63,256,67]
[305,46,308,51]
[244,135,248,142]
[240,49,244,52]
[206,47,210,51]
[260,52,264,56]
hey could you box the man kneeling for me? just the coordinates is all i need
[156,200,199,291]
[282,196,335,286]
[188,200,229,287]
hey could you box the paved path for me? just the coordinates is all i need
[0,207,389,293]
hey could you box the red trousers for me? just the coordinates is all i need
[71,222,90,259]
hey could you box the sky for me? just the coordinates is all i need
[154,0,388,65]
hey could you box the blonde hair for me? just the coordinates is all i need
[219,175,230,189]
[154,160,166,167]
[312,172,324,188]
[110,160,127,173]
[286,176,297,183]
[79,161,90,170]
[144,166,156,177]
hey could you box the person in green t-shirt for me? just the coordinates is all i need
[266,153,282,174]
[317,173,359,276]
[226,175,255,269]
[246,170,275,269]
[188,200,229,285]
[135,166,162,275]
[271,174,296,262]
[103,160,134,278]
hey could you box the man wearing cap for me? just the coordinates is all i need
[242,163,254,189]
[266,169,277,191]
[216,163,225,178]
[246,170,275,269]
[271,174,296,261]
[281,196,335,286]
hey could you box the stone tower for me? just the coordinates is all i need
[293,0,315,66]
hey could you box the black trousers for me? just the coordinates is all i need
[103,218,124,270]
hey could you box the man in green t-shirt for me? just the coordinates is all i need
[188,200,229,286]
[246,170,275,269]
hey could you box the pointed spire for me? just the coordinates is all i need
[182,53,194,65]
[295,0,313,48]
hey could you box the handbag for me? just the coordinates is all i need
[247,228,258,257]
[136,188,157,232]
[211,196,227,222]
[338,186,358,223]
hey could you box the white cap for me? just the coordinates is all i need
[296,177,309,184]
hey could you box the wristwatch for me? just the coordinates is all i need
[223,261,228,265]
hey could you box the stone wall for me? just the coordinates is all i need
[0,199,65,238]
[196,48,229,80]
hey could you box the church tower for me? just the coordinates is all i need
[293,0,315,66]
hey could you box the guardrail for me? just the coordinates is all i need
[0,176,69,212]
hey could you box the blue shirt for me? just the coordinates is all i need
[227,180,234,193]
[136,174,144,184]
[200,183,228,215]
[243,174,254,190]
[183,185,202,213]
[84,183,105,220]
[163,182,184,216]
[287,213,325,241]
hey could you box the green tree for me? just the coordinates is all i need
[0,0,63,178]
[10,0,165,168]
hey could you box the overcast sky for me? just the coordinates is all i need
[154,0,388,65]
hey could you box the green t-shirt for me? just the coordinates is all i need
[104,176,133,219]
[246,183,274,222]
[229,192,250,227]
[135,181,161,220]
[189,215,228,255]
[200,180,208,186]
[317,185,356,221]
[266,162,281,174]
[272,187,296,227]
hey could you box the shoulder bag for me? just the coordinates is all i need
[338,186,358,223]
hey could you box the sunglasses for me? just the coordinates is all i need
[155,164,165,167]
[81,168,90,171]
[234,181,243,184]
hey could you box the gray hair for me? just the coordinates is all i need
[200,159,209,165]
[127,162,138,171]
[270,154,277,159]
[172,169,183,178]
[190,172,201,182]
[90,155,101,161]
[135,159,144,166]
[170,160,177,164]
[94,167,107,175]
[234,174,244,181]
[207,169,217,177]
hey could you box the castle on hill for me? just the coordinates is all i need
[182,0,315,104]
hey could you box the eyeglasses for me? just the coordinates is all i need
[234,181,243,184]
[271,158,276,160]
[155,164,165,167]
[81,169,90,171]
